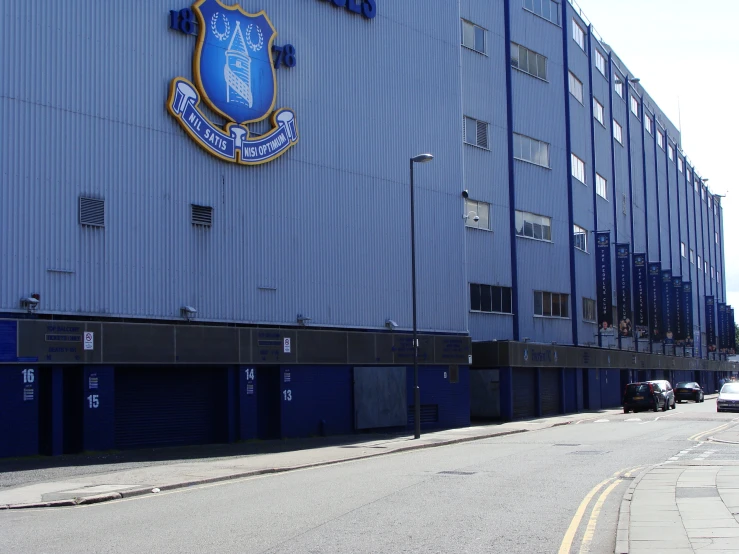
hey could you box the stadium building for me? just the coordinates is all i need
[0,0,734,457]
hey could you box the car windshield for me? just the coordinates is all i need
[675,382,692,388]
[626,384,651,396]
[721,383,739,394]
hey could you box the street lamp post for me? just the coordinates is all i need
[409,153,433,439]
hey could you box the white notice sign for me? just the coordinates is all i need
[84,332,94,351]
[283,337,291,353]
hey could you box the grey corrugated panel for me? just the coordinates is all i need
[469,313,514,342]
[1,0,467,333]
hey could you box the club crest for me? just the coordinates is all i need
[167,0,299,165]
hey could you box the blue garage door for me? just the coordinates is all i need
[600,369,622,408]
[540,369,561,416]
[564,369,578,413]
[513,369,536,419]
[115,367,228,449]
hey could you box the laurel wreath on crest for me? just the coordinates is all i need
[245,24,264,51]
[210,13,230,41]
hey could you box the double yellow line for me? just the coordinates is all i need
[558,466,642,554]
[688,421,735,442]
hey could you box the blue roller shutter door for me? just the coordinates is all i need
[600,369,622,408]
[513,368,536,419]
[540,369,561,416]
[115,367,228,449]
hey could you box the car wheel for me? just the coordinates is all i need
[654,399,660,412]
[662,399,668,412]
[671,398,676,409]
[623,408,629,414]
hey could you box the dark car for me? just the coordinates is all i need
[623,380,675,413]
[675,382,704,403]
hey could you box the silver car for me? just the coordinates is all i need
[717,382,739,412]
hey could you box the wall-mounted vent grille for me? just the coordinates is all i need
[79,197,105,227]
[191,204,213,227]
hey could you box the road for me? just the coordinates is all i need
[1,399,737,554]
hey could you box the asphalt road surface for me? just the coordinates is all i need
[2,399,737,554]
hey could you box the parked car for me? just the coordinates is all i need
[623,380,675,413]
[717,382,739,412]
[674,382,705,403]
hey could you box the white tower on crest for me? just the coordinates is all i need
[224,21,252,108]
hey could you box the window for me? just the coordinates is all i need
[571,154,586,183]
[79,197,105,227]
[583,298,596,322]
[657,131,664,149]
[622,193,627,215]
[535,291,569,318]
[613,120,623,144]
[573,224,588,252]
[593,98,604,125]
[698,255,702,269]
[630,96,639,117]
[704,261,708,274]
[461,20,486,54]
[523,0,560,25]
[645,116,652,134]
[513,133,550,167]
[711,266,715,279]
[464,198,491,230]
[515,210,552,241]
[464,116,489,149]
[470,283,513,314]
[716,231,719,244]
[718,273,721,284]
[668,144,674,161]
[690,249,694,264]
[614,76,623,98]
[511,43,548,80]
[596,173,608,200]
[701,185,705,200]
[568,71,583,103]
[708,194,712,208]
[572,20,585,50]
[191,204,213,226]
[594,49,606,75]
[687,169,692,183]
[678,158,683,173]
[681,242,686,258]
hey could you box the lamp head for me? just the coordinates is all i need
[411,153,434,163]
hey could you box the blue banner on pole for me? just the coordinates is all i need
[633,254,648,339]
[648,262,662,341]
[706,296,716,352]
[662,271,674,344]
[596,232,613,330]
[682,282,692,346]
[616,244,632,337]
[673,277,683,341]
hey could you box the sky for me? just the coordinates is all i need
[572,0,738,309]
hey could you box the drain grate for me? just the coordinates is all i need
[438,471,476,476]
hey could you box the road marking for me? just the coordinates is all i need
[624,418,641,422]
[578,479,622,554]
[594,419,609,423]
[688,422,734,442]
[558,477,614,554]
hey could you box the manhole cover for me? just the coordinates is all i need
[438,471,476,476]
[676,487,719,498]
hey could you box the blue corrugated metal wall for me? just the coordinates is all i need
[407,365,470,430]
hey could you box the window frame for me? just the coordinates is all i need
[461,19,487,55]
[568,71,583,104]
[583,297,596,323]
[463,116,490,150]
[596,173,608,200]
[513,132,551,168]
[644,116,652,135]
[594,49,606,76]
[464,198,492,231]
[593,97,604,126]
[523,0,561,26]
[668,144,674,161]
[511,42,548,81]
[573,224,588,253]
[681,242,686,258]
[613,120,623,144]
[657,131,664,149]
[630,96,639,118]
[571,153,586,184]
[469,283,514,314]
[572,19,585,50]
[515,210,553,242]
[534,290,570,318]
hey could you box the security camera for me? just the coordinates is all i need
[462,189,469,198]
[20,297,39,311]
[180,306,197,320]
[473,214,480,222]
[385,319,399,329]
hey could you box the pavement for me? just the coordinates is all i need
[0,410,600,510]
[616,423,739,554]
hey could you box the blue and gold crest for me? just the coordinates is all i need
[167,0,298,165]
